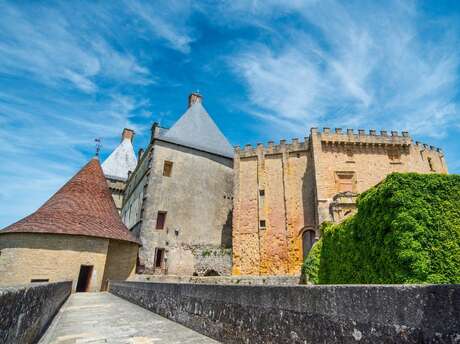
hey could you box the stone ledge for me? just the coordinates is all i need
[0,281,72,344]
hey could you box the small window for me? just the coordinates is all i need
[156,211,167,229]
[336,172,355,193]
[259,220,266,228]
[155,248,165,268]
[31,279,49,283]
[259,189,265,207]
[163,161,173,177]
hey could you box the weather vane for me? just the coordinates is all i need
[94,137,102,157]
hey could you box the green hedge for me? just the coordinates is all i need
[302,173,460,284]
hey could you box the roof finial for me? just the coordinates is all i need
[94,137,102,157]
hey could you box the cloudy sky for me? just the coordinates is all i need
[1,0,459,227]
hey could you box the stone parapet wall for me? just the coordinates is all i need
[129,274,300,285]
[313,127,412,146]
[109,281,460,343]
[0,281,71,344]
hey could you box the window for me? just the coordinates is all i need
[336,172,355,193]
[388,149,401,163]
[31,279,49,283]
[163,161,173,177]
[155,248,165,268]
[156,211,167,229]
[259,220,266,229]
[259,189,265,207]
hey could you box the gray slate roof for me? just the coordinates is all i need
[101,138,137,181]
[159,102,234,158]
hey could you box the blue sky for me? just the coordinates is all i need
[1,0,459,227]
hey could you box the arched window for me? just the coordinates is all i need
[302,229,316,260]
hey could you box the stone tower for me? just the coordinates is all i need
[102,128,137,212]
[232,128,448,276]
[0,158,139,291]
[121,93,234,276]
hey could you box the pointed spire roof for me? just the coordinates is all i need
[102,129,137,181]
[1,158,140,244]
[159,102,234,158]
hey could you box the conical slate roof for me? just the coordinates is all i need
[160,102,234,158]
[101,138,137,181]
[0,158,139,244]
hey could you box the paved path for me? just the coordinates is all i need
[39,292,219,344]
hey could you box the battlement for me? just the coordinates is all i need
[312,127,412,146]
[235,137,309,157]
[234,128,445,158]
[414,141,444,155]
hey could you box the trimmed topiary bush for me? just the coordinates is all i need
[302,173,460,284]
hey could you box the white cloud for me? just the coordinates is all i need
[227,0,460,138]
[124,0,195,54]
[0,2,152,93]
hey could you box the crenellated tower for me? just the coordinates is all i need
[232,127,448,276]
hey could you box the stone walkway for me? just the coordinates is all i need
[39,292,219,344]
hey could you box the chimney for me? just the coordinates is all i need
[122,128,135,142]
[150,122,160,143]
[188,92,202,108]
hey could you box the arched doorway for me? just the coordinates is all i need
[302,229,316,260]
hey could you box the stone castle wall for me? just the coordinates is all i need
[136,140,233,276]
[232,139,316,275]
[233,128,448,276]
[101,240,138,291]
[311,128,447,224]
[0,233,137,292]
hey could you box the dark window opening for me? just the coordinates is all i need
[31,279,49,283]
[204,269,220,276]
[76,265,93,292]
[259,220,266,228]
[259,189,265,207]
[163,161,173,177]
[156,211,167,229]
[155,248,165,268]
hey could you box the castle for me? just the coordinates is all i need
[105,93,448,277]
[0,93,448,289]
[232,128,447,275]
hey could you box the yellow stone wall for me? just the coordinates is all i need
[232,139,316,275]
[101,240,138,290]
[0,233,137,292]
[311,129,448,224]
[233,129,448,276]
